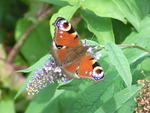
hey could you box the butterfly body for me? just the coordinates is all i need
[51,17,104,82]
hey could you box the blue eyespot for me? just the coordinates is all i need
[56,20,62,27]
[93,74,104,80]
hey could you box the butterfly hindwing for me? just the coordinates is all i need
[62,54,104,82]
[77,55,104,82]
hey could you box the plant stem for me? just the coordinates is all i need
[6,6,53,64]
[6,24,35,64]
[96,44,150,53]
[118,44,150,53]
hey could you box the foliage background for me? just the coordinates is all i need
[0,0,150,113]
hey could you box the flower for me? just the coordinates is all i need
[84,40,102,60]
[134,79,150,113]
[94,52,102,60]
[26,58,69,95]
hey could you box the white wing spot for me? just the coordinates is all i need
[89,72,92,75]
[59,31,63,34]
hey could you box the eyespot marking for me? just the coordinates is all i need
[92,66,104,80]
[56,19,71,31]
[55,43,63,49]
[92,61,100,69]
[75,67,79,75]
[74,34,78,39]
[67,25,75,34]
[53,41,67,49]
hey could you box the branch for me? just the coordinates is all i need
[6,6,53,64]
[96,44,150,53]
[118,44,150,53]
[6,24,35,64]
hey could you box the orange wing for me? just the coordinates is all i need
[62,54,104,82]
[53,17,81,47]
[51,17,82,65]
[78,55,104,82]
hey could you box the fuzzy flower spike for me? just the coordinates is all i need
[26,58,69,95]
[84,40,103,60]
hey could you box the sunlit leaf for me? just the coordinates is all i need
[94,84,142,113]
[81,0,150,31]
[0,99,15,113]
[104,42,132,88]
[15,19,52,64]
[18,54,51,73]
[80,9,114,44]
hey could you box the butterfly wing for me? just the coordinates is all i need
[78,54,104,82]
[62,54,104,82]
[51,17,104,82]
[51,17,82,65]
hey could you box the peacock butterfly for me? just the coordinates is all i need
[51,17,104,83]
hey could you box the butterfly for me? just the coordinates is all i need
[51,17,104,83]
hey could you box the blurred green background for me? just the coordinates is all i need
[0,0,150,113]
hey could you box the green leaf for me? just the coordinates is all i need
[117,98,137,113]
[117,15,150,83]
[80,9,114,44]
[25,83,58,113]
[71,43,145,113]
[81,0,147,31]
[43,90,77,113]
[112,19,132,44]
[100,83,115,103]
[72,64,119,113]
[18,54,51,73]
[15,18,31,40]
[141,57,150,71]
[123,15,150,49]
[0,99,15,113]
[50,4,80,38]
[15,19,52,65]
[122,15,150,68]
[123,48,147,65]
[81,0,125,22]
[104,42,132,88]
[135,0,150,18]
[94,84,142,113]
[41,0,77,6]
[112,0,141,31]
[24,2,44,22]
[40,0,68,6]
